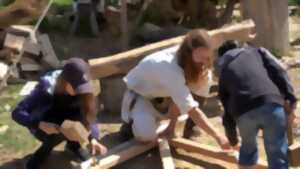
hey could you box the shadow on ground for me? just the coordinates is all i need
[0,150,78,169]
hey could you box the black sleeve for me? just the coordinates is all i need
[218,76,238,146]
[259,48,297,108]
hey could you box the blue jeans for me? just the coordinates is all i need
[237,103,288,169]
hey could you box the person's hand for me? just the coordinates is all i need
[39,122,60,135]
[91,139,108,155]
[215,134,231,150]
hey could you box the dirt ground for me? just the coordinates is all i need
[2,15,300,169]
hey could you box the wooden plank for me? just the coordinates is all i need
[4,33,25,51]
[23,41,41,56]
[170,138,268,169]
[20,57,41,71]
[158,138,175,169]
[38,34,60,68]
[81,139,157,169]
[89,19,255,79]
[6,25,35,37]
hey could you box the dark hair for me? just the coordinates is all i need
[177,29,212,83]
[218,40,240,57]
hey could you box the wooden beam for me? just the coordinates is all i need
[170,138,268,169]
[158,138,175,169]
[81,139,157,169]
[89,20,255,79]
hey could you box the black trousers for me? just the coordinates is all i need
[27,111,85,169]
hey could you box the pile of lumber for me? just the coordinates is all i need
[0,25,60,90]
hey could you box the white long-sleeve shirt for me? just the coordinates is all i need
[124,45,213,114]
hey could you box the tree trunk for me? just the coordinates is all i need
[138,0,237,29]
[241,0,289,55]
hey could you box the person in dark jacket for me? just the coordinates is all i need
[12,58,107,169]
[217,41,297,169]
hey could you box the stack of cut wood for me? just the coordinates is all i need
[0,25,60,90]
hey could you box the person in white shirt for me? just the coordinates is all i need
[121,29,230,150]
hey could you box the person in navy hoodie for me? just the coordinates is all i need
[12,58,107,169]
[217,41,297,169]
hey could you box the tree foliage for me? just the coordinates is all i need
[139,0,238,29]
[289,0,300,5]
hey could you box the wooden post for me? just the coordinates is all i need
[121,0,129,50]
[240,0,289,55]
[158,138,175,169]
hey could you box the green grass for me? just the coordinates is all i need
[0,85,39,154]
